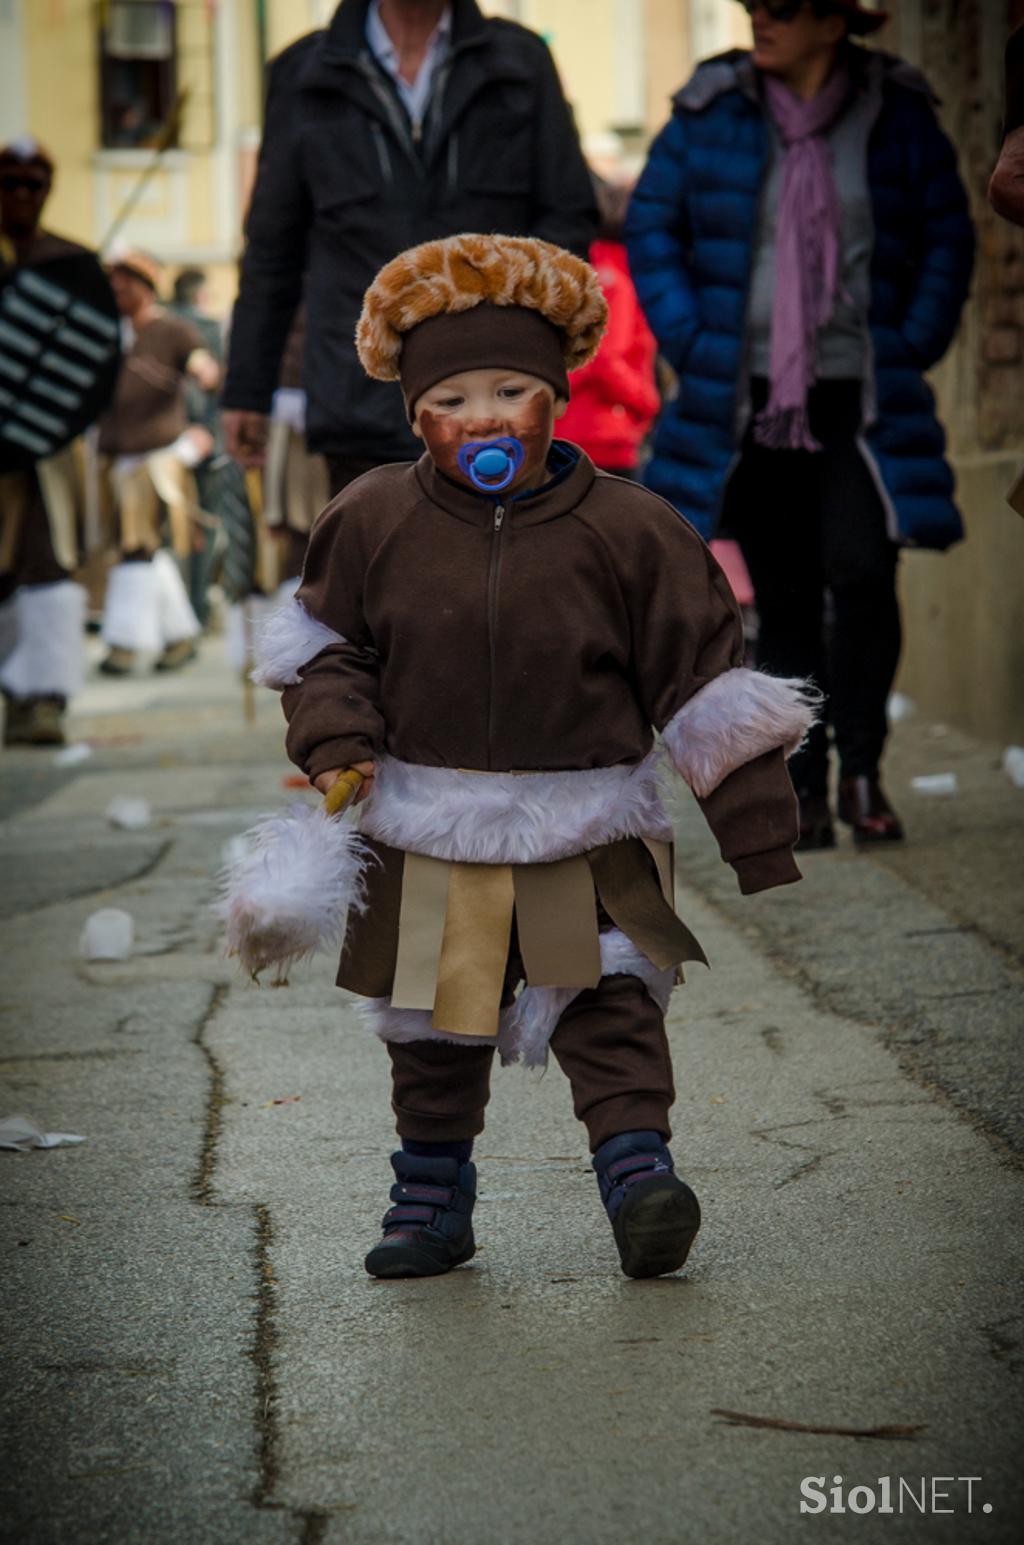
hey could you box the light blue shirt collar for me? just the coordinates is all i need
[365,1,453,130]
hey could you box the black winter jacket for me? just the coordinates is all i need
[223,0,598,461]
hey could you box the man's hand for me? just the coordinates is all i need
[224,409,270,468]
[186,348,221,393]
[313,761,376,805]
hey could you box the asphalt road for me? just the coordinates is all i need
[1,635,1021,1544]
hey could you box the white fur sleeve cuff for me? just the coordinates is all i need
[662,668,821,799]
[250,597,347,688]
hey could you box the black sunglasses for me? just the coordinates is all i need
[0,173,49,194]
[738,0,846,16]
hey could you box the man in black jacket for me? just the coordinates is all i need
[223,0,597,496]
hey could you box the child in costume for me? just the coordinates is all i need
[250,234,815,1281]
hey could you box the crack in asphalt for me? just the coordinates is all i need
[190,982,229,1207]
[1,838,174,920]
[188,978,310,1530]
[250,1202,281,1512]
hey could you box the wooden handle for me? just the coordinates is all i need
[322,767,364,817]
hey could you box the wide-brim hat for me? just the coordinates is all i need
[356,234,608,414]
[106,244,163,292]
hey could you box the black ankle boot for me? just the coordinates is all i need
[593,1131,701,1280]
[364,1151,477,1279]
[796,791,835,851]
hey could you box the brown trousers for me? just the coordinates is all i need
[387,973,676,1153]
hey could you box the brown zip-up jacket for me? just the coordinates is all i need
[281,448,802,894]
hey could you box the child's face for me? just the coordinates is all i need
[412,368,567,494]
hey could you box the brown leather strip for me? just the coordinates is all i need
[147,451,194,559]
[432,863,515,1038]
[390,851,452,1011]
[113,462,160,554]
[513,855,602,988]
[642,837,675,907]
[336,839,403,997]
[0,473,28,572]
[588,839,708,971]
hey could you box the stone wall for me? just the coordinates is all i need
[884,0,1024,743]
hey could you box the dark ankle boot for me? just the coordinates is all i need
[837,776,904,844]
[364,1151,477,1279]
[593,1131,701,1280]
[795,791,835,851]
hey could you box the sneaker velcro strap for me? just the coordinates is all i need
[384,1203,437,1227]
[606,1154,662,1182]
[392,1183,455,1206]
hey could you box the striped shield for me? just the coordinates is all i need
[0,251,120,472]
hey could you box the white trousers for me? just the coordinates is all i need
[0,580,86,701]
[101,551,200,653]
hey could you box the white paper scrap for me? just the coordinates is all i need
[0,1115,86,1151]
[910,773,958,797]
[79,908,134,960]
[1003,747,1024,789]
[52,742,92,767]
[887,692,916,724]
[105,794,152,830]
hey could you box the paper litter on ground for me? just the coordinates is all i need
[910,773,958,796]
[79,908,134,960]
[52,743,92,767]
[1003,747,1024,789]
[0,1115,86,1151]
[105,795,152,830]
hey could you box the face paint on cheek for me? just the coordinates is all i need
[507,389,556,489]
[417,409,474,483]
[418,389,556,491]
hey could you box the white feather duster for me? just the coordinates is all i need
[218,802,374,981]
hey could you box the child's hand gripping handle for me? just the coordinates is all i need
[322,767,365,817]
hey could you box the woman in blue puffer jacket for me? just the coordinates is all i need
[626,0,974,848]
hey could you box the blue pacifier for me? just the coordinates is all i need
[457,436,525,493]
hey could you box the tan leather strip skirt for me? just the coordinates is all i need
[338,837,708,1041]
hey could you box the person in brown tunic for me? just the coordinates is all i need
[97,247,220,675]
[250,234,816,1281]
[0,138,95,745]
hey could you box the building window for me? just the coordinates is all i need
[98,1,178,149]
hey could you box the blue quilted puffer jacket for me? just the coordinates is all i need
[625,48,975,549]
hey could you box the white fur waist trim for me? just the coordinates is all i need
[357,928,678,1069]
[662,668,821,799]
[356,754,673,865]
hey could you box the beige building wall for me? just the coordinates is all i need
[883,0,1024,745]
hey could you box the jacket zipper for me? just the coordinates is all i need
[371,122,393,184]
[486,502,506,770]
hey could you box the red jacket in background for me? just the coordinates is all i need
[558,239,660,472]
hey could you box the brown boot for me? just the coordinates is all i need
[23,697,66,746]
[3,695,66,747]
[2,694,32,746]
[99,646,137,676]
[154,638,198,672]
[837,776,904,844]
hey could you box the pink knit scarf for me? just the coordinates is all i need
[753,67,850,453]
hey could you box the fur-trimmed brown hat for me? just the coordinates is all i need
[356,234,608,413]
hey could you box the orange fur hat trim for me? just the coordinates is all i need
[356,234,608,383]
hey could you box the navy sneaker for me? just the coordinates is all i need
[363,1151,477,1279]
[593,1130,701,1280]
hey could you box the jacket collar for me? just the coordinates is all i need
[306,0,520,169]
[673,43,935,116]
[415,442,597,528]
[323,0,488,57]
